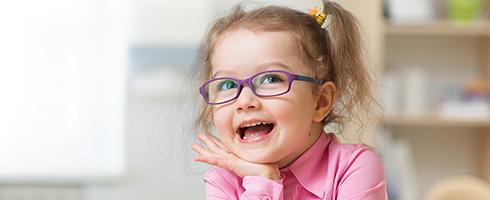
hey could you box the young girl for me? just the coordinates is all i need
[191,1,387,199]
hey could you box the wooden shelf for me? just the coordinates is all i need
[383,114,490,128]
[385,20,490,37]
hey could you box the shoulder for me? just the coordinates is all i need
[326,134,387,198]
[327,134,383,169]
[328,135,385,183]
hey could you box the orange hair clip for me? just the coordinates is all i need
[308,7,332,30]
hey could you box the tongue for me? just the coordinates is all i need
[243,124,273,140]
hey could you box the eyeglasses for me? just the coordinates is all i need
[199,70,325,105]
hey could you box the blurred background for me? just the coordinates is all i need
[0,0,489,199]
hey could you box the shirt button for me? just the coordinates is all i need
[259,195,271,200]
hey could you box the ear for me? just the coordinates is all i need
[313,81,336,122]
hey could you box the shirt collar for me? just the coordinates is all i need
[283,132,332,198]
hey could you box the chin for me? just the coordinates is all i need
[237,149,282,164]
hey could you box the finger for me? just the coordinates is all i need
[191,143,213,157]
[197,133,222,153]
[194,155,219,166]
[192,146,232,168]
[194,147,241,175]
[192,144,224,166]
[208,136,230,153]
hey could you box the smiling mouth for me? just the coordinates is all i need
[237,122,275,141]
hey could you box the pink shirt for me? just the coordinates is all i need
[203,133,387,200]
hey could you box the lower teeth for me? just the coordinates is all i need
[243,133,261,140]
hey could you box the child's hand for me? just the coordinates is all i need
[192,133,281,180]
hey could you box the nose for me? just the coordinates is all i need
[235,86,261,112]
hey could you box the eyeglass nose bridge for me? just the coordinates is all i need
[234,77,258,99]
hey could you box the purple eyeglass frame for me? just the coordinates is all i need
[199,70,325,105]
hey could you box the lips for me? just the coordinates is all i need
[235,120,275,143]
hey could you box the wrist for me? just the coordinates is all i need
[260,169,281,180]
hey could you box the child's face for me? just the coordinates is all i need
[210,29,324,166]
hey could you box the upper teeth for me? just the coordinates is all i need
[240,122,271,128]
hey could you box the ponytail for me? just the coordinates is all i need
[320,1,376,129]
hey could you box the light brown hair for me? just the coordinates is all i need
[193,1,376,136]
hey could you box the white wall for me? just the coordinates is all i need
[83,81,207,199]
[128,0,321,46]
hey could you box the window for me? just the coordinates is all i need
[0,0,127,181]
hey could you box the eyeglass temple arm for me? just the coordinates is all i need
[294,74,325,84]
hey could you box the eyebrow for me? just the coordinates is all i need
[211,62,293,79]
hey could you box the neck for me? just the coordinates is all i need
[277,123,323,168]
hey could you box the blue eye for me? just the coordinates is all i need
[217,80,237,91]
[259,74,284,84]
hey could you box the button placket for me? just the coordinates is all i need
[259,195,272,200]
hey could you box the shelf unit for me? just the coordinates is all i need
[341,0,490,197]
[384,114,490,128]
[382,19,490,197]
[385,20,490,37]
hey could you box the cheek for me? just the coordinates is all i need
[269,100,313,121]
[212,108,233,137]
[273,92,316,128]
[283,88,316,113]
[275,103,314,126]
